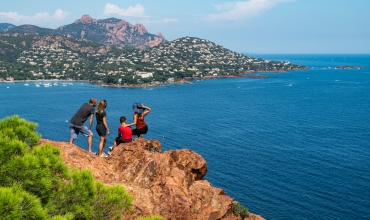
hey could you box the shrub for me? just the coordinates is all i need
[233,201,249,219]
[0,185,48,219]
[0,115,41,147]
[91,182,133,219]
[0,116,134,219]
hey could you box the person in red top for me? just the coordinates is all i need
[109,116,132,153]
[131,103,151,138]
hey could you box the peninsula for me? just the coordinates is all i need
[0,15,307,86]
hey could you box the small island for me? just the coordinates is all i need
[336,65,364,69]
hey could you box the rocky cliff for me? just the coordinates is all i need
[39,138,264,220]
[56,15,166,48]
[2,15,166,49]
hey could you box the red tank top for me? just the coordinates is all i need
[136,118,146,129]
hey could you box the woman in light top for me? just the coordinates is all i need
[131,103,151,138]
[95,100,110,157]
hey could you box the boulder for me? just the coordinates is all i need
[39,138,264,220]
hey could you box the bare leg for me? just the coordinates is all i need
[69,138,74,144]
[111,139,117,152]
[88,132,93,152]
[98,136,106,155]
[103,138,106,152]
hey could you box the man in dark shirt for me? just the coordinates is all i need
[69,98,98,152]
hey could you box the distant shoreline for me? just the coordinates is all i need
[1,68,308,87]
[0,79,88,83]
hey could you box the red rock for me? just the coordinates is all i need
[39,138,265,220]
[75,14,98,24]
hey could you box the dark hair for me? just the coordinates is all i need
[120,116,126,123]
[89,98,97,104]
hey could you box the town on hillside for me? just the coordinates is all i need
[0,16,307,86]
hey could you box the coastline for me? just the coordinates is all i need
[1,68,309,87]
[0,79,89,83]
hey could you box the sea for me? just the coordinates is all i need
[1,54,369,220]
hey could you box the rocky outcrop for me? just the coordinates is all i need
[56,15,167,48]
[31,35,111,54]
[3,15,166,49]
[74,14,98,24]
[39,138,264,220]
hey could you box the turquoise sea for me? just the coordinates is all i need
[1,54,370,219]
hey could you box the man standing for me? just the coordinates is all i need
[69,98,98,152]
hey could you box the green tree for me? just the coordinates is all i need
[0,186,48,220]
[0,115,135,219]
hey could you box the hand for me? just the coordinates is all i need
[107,130,110,135]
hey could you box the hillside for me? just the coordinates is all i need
[0,23,16,32]
[0,33,306,84]
[6,24,57,35]
[1,15,166,49]
[56,15,166,48]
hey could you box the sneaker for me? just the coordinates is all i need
[107,151,112,156]
[92,151,98,155]
[100,153,109,158]
[109,146,113,151]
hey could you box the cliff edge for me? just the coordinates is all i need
[40,138,264,220]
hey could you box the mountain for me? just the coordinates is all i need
[0,23,16,32]
[6,24,57,35]
[2,15,166,49]
[0,33,117,63]
[56,15,166,48]
[0,33,307,83]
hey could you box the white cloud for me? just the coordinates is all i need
[0,9,70,27]
[53,9,70,21]
[103,3,149,18]
[204,0,294,22]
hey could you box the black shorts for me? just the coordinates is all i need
[132,125,148,136]
[115,137,132,144]
[96,124,107,136]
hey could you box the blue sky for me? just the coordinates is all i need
[1,0,369,54]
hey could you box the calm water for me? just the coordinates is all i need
[1,54,370,220]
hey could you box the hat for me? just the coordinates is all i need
[132,102,145,114]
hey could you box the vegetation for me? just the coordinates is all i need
[233,201,249,219]
[0,115,134,219]
[0,34,306,85]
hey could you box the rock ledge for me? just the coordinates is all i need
[40,139,264,220]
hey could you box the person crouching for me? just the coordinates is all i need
[109,116,132,154]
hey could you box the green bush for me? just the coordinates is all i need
[0,115,134,219]
[0,115,41,147]
[0,185,48,220]
[91,182,133,219]
[233,201,249,219]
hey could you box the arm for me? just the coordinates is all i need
[102,116,110,135]
[126,113,137,127]
[142,105,151,116]
[88,113,94,130]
